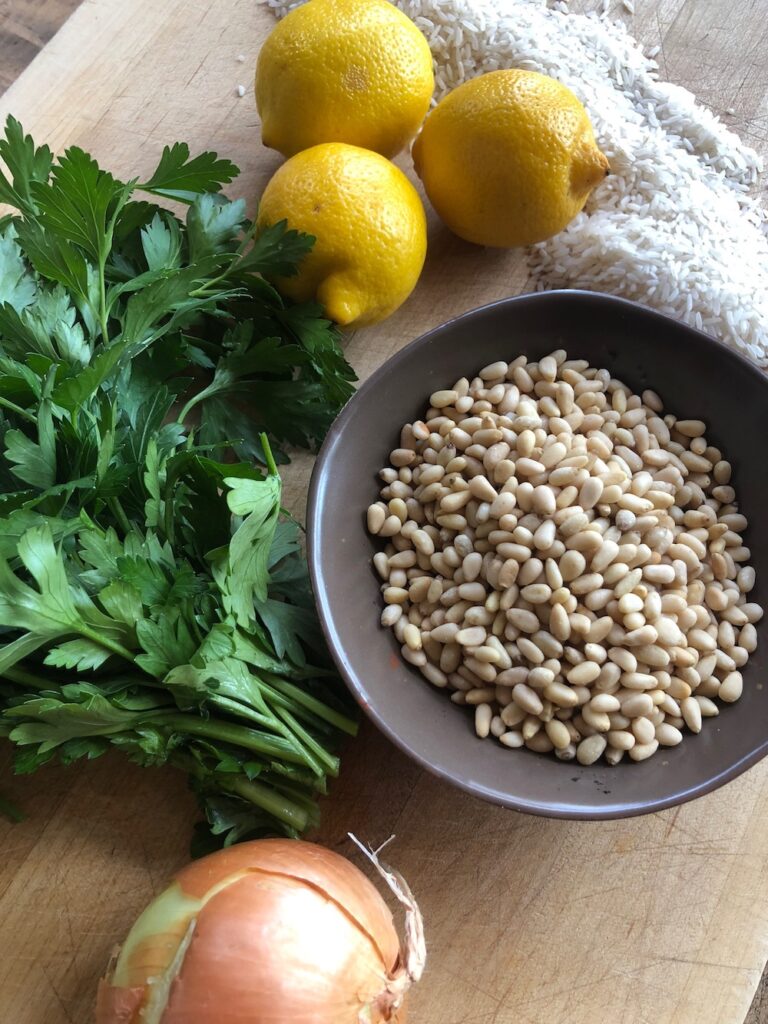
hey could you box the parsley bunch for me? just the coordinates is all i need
[0,117,357,848]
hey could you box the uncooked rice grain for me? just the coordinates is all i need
[266,0,768,364]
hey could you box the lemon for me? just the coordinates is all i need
[256,143,427,328]
[412,69,609,248]
[256,0,434,159]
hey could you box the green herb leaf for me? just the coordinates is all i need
[0,226,37,311]
[0,525,134,653]
[7,687,139,751]
[138,143,239,203]
[4,400,56,489]
[44,638,113,672]
[212,473,281,624]
[238,219,314,278]
[14,219,91,307]
[141,211,182,271]
[0,115,53,214]
[24,284,92,365]
[187,194,247,261]
[135,614,197,678]
[256,599,323,667]
[30,146,127,261]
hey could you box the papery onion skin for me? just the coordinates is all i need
[97,839,409,1024]
[95,982,144,1024]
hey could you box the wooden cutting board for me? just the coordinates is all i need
[1,2,768,1022]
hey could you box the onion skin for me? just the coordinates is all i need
[174,839,399,969]
[95,980,145,1023]
[97,840,410,1024]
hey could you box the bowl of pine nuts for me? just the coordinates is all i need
[308,290,768,818]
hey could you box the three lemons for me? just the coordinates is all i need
[255,2,609,328]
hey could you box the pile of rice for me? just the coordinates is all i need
[266,0,768,365]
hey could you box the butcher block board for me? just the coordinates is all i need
[1,1,768,1022]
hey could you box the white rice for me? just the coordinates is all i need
[266,0,768,364]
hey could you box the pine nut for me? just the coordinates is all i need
[607,730,635,750]
[520,583,552,604]
[403,624,422,651]
[618,593,644,614]
[490,715,506,738]
[381,605,403,627]
[621,693,654,718]
[695,695,719,717]
[567,661,601,686]
[576,734,607,765]
[629,739,659,761]
[740,623,757,653]
[579,476,604,509]
[624,625,658,646]
[511,683,543,715]
[506,608,539,633]
[631,717,656,744]
[430,389,459,409]
[582,705,611,731]
[719,671,743,703]
[526,732,555,753]
[475,703,493,738]
[499,730,524,748]
[421,663,448,687]
[543,682,580,707]
[560,549,587,582]
[456,626,487,646]
[517,637,545,664]
[402,646,426,667]
[522,715,542,741]
[590,693,621,713]
[742,603,764,623]
[675,419,706,438]
[545,719,572,750]
[681,697,702,733]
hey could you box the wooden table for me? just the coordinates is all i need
[1,1,768,1022]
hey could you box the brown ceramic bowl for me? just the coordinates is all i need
[307,290,768,818]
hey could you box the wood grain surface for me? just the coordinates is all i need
[0,0,81,92]
[0,1,767,1023]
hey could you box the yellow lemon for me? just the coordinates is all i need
[256,143,427,328]
[412,69,609,247]
[256,0,434,159]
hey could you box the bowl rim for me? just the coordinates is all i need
[307,288,768,819]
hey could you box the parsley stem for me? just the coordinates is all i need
[187,253,238,299]
[78,625,137,665]
[174,752,309,831]
[218,774,309,831]
[260,433,278,477]
[176,393,202,427]
[271,703,340,776]
[262,673,358,736]
[211,694,325,776]
[0,396,36,424]
[1,666,49,690]
[97,243,110,343]
[107,497,133,537]
[154,713,309,764]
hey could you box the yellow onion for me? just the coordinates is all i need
[96,838,424,1024]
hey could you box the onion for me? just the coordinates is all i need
[96,837,425,1024]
